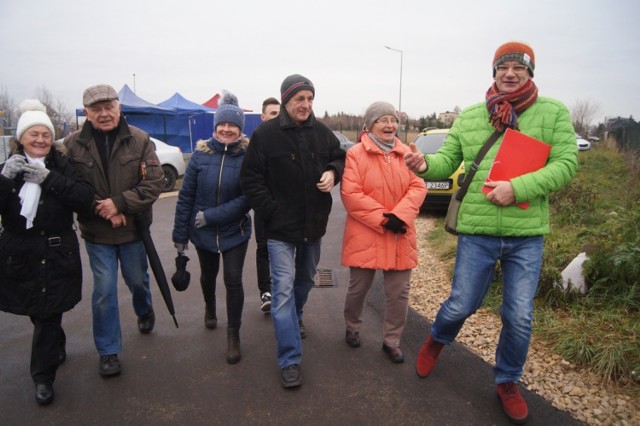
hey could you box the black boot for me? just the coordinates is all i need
[226,327,241,364]
[204,304,217,329]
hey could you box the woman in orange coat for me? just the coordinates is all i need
[341,101,427,363]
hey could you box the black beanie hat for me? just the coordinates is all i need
[280,74,315,105]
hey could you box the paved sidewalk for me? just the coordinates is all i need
[0,189,580,425]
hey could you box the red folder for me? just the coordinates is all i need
[482,128,551,209]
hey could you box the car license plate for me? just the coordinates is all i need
[426,181,451,190]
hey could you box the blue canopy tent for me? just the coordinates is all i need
[74,86,263,153]
[160,92,263,152]
[75,84,174,142]
[116,85,174,141]
[187,110,263,153]
[158,93,215,153]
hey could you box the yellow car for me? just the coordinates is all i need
[412,128,465,210]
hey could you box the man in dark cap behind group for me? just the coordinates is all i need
[64,84,164,378]
[241,74,345,389]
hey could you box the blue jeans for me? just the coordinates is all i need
[268,238,321,368]
[85,240,152,356]
[431,234,543,384]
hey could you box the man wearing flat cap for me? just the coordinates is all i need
[405,41,578,424]
[241,74,345,389]
[64,84,164,378]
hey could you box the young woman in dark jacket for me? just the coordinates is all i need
[172,92,251,364]
[0,100,95,405]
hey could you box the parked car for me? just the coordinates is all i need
[412,128,465,210]
[333,131,355,151]
[151,137,186,192]
[576,133,591,151]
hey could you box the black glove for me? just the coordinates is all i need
[383,213,407,234]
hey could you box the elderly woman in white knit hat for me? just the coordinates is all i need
[0,100,95,405]
[340,101,427,363]
[172,91,252,365]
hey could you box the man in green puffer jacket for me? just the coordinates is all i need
[405,41,577,425]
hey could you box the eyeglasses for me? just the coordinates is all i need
[495,65,529,75]
[375,118,399,125]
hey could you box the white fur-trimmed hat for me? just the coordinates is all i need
[16,99,55,141]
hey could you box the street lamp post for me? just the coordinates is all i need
[385,45,404,141]
[133,74,136,93]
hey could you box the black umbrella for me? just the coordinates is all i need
[135,213,179,328]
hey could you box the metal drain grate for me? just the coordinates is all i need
[314,268,335,287]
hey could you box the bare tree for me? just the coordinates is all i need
[571,98,601,136]
[0,85,18,132]
[35,85,74,138]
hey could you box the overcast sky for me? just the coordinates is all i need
[2,0,639,124]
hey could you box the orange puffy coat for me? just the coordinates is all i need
[341,134,427,270]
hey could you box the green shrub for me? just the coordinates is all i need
[537,306,640,387]
[583,209,640,311]
[550,180,597,225]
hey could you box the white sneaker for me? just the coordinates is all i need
[260,292,271,313]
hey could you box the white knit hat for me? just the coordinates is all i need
[16,99,55,141]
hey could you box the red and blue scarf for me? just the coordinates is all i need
[485,80,538,132]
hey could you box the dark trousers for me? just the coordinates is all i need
[29,313,65,385]
[254,213,271,296]
[196,241,248,329]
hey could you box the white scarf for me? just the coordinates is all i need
[19,155,45,229]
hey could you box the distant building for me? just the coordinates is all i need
[606,116,635,131]
[438,111,458,126]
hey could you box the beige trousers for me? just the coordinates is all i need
[343,267,411,348]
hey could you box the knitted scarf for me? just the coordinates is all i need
[367,132,395,154]
[485,80,538,131]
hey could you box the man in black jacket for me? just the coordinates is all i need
[241,75,345,389]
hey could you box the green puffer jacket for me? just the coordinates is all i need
[419,96,578,236]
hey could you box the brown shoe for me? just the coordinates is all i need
[382,343,404,363]
[416,335,444,378]
[345,330,360,348]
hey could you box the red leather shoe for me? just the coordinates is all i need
[497,382,529,424]
[416,335,444,378]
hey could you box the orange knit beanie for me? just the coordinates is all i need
[492,41,535,77]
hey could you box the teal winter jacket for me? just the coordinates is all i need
[419,96,578,236]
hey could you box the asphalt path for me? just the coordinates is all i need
[0,188,580,425]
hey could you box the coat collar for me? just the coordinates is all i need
[278,106,316,129]
[360,133,407,155]
[77,113,132,147]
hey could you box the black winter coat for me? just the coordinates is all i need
[240,109,345,243]
[0,146,95,317]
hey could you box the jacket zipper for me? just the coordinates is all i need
[214,145,228,251]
